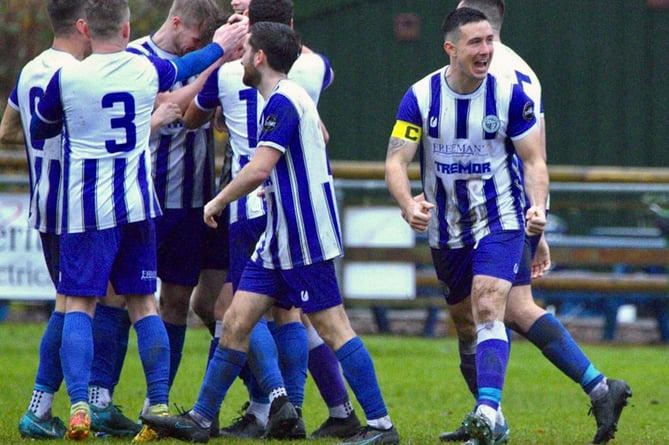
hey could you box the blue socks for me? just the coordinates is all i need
[460,313,606,406]
[335,337,387,420]
[458,339,478,399]
[136,315,170,406]
[239,363,270,404]
[164,322,187,388]
[36,311,65,393]
[90,304,128,392]
[61,311,93,404]
[274,322,308,408]
[476,321,508,411]
[193,346,247,421]
[524,313,604,393]
[246,319,284,397]
[112,310,131,391]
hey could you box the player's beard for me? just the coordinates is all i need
[243,64,261,88]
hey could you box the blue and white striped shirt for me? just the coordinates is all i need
[31,51,182,232]
[395,68,537,249]
[252,80,342,269]
[490,41,547,212]
[195,52,334,225]
[9,48,79,234]
[196,61,265,224]
[128,36,211,209]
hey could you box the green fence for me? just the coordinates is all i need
[295,0,669,164]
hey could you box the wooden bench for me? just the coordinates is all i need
[329,161,669,340]
[342,233,669,341]
[533,233,669,341]
[2,152,668,339]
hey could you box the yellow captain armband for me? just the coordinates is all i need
[391,120,422,142]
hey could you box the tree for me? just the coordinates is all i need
[0,0,228,125]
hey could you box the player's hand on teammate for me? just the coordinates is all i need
[151,102,182,127]
[213,14,248,61]
[213,107,228,132]
[525,205,546,236]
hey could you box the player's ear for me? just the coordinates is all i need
[444,40,456,57]
[80,20,91,39]
[76,18,87,36]
[122,21,130,39]
[255,49,265,66]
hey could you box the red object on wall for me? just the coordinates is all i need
[647,0,669,10]
[393,13,420,42]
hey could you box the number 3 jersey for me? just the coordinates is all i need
[33,52,180,233]
[393,69,538,249]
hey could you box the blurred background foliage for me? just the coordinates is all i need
[4,1,667,164]
[0,0,233,108]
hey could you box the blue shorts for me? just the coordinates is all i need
[431,230,525,305]
[155,208,204,286]
[237,259,342,313]
[512,234,541,286]
[58,220,157,297]
[229,215,266,291]
[200,207,230,271]
[39,232,60,286]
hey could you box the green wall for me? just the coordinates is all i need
[295,1,669,165]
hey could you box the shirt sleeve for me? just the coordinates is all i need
[30,70,63,140]
[507,84,537,140]
[257,93,299,154]
[391,87,423,142]
[150,43,224,93]
[194,67,222,111]
[8,86,19,111]
[319,54,334,91]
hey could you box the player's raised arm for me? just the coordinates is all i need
[156,16,247,89]
[213,14,248,62]
[182,66,220,129]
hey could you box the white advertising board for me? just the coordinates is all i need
[343,206,415,300]
[0,193,55,300]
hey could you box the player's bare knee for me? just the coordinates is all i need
[309,317,355,351]
[190,297,212,322]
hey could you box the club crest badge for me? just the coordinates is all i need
[263,115,278,132]
[482,115,500,133]
[522,102,535,121]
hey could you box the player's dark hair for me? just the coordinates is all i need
[84,0,129,39]
[249,21,301,74]
[47,0,86,37]
[459,0,504,32]
[441,7,488,41]
[248,0,294,26]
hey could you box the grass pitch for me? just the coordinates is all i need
[0,321,666,444]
